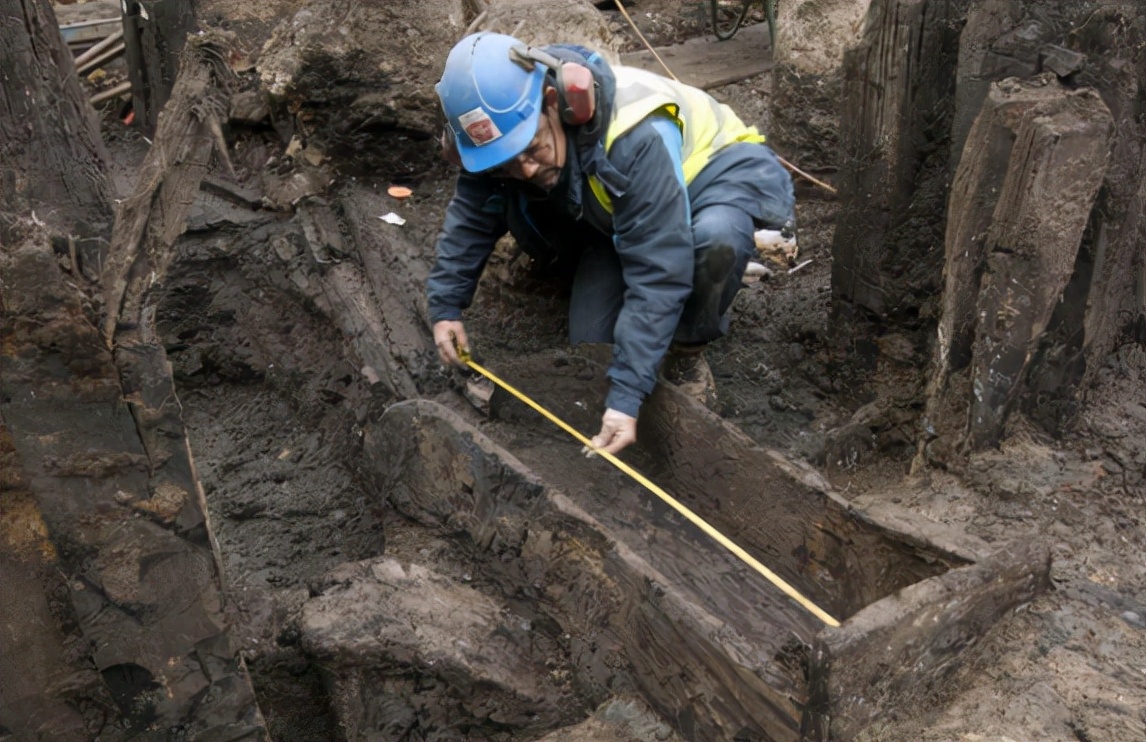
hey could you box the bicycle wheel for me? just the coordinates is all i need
[710,0,753,41]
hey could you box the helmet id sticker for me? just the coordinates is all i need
[458,107,502,146]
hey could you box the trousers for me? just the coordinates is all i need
[564,202,755,345]
[507,142,791,348]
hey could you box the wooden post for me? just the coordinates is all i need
[0,0,112,232]
[1020,5,1146,426]
[964,82,1112,448]
[924,78,1113,453]
[829,0,1143,466]
[121,0,197,136]
[830,0,969,320]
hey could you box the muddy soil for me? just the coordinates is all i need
[86,0,1145,739]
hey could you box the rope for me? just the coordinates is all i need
[610,0,838,195]
[610,0,678,81]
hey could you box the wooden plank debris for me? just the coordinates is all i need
[362,365,1050,741]
[55,0,121,51]
[619,20,773,89]
[73,27,124,69]
[924,79,1114,453]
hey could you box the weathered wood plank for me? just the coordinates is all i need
[831,0,966,318]
[483,351,974,620]
[931,81,1030,378]
[965,84,1112,448]
[1,233,267,739]
[809,538,1051,740]
[1019,6,1146,425]
[362,372,1051,741]
[340,187,435,395]
[365,399,808,741]
[924,79,1113,453]
[476,349,1049,740]
[0,0,113,233]
[619,21,773,89]
[102,31,236,344]
[294,198,421,400]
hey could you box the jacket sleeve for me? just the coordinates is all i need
[426,173,508,324]
[602,116,693,418]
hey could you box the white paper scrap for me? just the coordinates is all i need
[379,212,406,226]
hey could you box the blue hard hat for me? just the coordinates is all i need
[436,32,546,173]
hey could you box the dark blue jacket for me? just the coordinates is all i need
[426,47,789,418]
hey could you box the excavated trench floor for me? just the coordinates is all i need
[13,3,1134,738]
[138,153,1053,738]
[168,254,1047,741]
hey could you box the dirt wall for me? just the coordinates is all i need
[769,0,870,171]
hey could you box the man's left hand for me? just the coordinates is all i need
[586,408,637,457]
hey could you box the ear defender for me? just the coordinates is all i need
[509,45,596,126]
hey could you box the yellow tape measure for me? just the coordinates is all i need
[458,348,840,628]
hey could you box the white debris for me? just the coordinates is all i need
[744,261,773,278]
[754,226,798,265]
[788,259,814,275]
[379,212,406,226]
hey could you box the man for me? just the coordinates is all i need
[428,31,794,456]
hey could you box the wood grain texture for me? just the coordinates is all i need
[363,351,1050,740]
[926,79,1114,451]
[619,21,773,90]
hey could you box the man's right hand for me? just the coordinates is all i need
[433,320,470,367]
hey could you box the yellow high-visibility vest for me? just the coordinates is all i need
[588,66,766,213]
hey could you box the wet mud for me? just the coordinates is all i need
[5,0,1141,740]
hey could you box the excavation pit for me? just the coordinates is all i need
[308,351,1054,741]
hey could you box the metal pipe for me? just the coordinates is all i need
[77,42,126,76]
[60,16,121,31]
[90,80,132,105]
[73,27,125,69]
